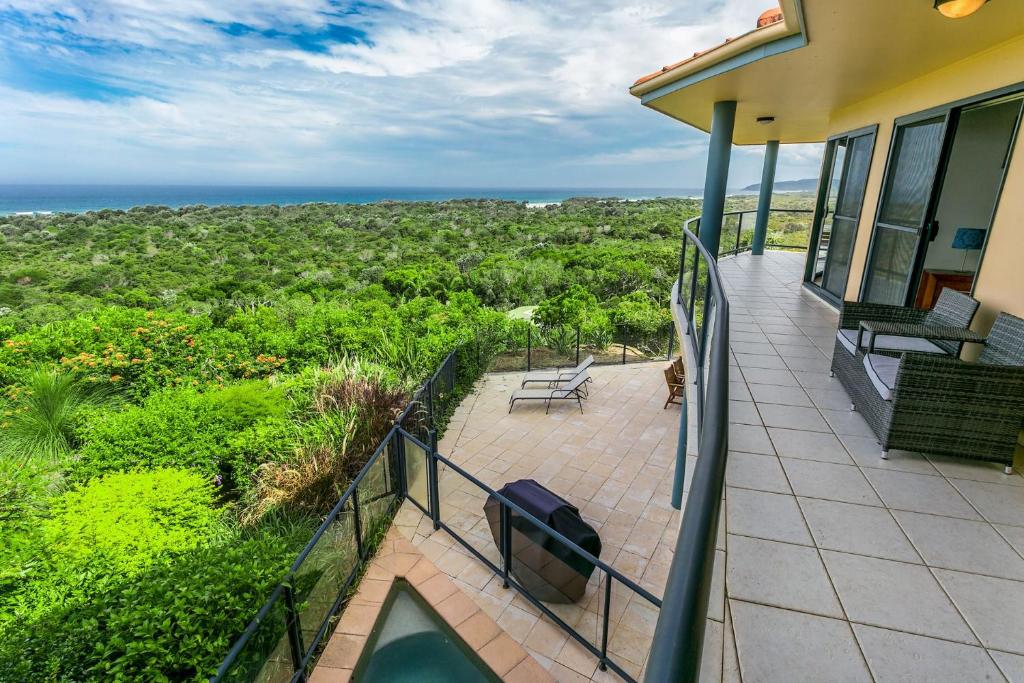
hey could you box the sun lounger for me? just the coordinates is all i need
[520,355,595,388]
[509,372,590,414]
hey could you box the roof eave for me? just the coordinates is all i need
[629,0,806,100]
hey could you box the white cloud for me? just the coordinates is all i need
[0,0,824,186]
[577,141,709,166]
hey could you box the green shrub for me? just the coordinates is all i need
[45,469,223,576]
[0,525,307,682]
[71,381,294,490]
[0,457,53,603]
[1,468,223,627]
[0,307,272,399]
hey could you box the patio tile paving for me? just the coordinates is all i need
[892,510,1024,580]
[841,437,940,475]
[950,479,1024,526]
[935,569,1024,654]
[726,534,843,617]
[853,624,1005,683]
[725,487,812,545]
[799,498,921,563]
[747,383,813,407]
[757,403,832,432]
[730,600,871,683]
[781,458,882,506]
[767,427,854,464]
[863,469,982,520]
[728,422,776,455]
[821,551,977,643]
[724,451,791,494]
[991,650,1024,681]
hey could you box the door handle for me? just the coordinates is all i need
[928,220,940,242]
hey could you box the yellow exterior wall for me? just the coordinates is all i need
[827,33,1024,330]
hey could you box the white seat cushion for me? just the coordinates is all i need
[836,328,946,356]
[863,353,900,401]
[837,328,858,355]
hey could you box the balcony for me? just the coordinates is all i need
[378,248,1024,682]
[682,247,1024,681]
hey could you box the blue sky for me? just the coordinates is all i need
[0,1,823,188]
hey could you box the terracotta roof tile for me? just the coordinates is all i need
[632,6,784,87]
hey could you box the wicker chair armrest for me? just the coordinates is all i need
[893,354,1024,408]
[838,301,928,330]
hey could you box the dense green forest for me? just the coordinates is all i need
[0,195,812,680]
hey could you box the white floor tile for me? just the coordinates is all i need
[730,600,871,683]
[727,535,842,617]
[800,498,920,563]
[853,624,1003,683]
[935,569,1024,654]
[822,551,976,644]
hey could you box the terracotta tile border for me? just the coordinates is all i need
[310,527,554,683]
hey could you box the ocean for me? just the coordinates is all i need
[0,184,707,215]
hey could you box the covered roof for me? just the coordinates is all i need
[630,0,1024,144]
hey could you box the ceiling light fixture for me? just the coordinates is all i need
[934,0,989,18]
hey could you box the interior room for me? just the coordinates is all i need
[915,95,1023,307]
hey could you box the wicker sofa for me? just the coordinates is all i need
[834,312,1024,472]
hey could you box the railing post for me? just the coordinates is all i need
[599,574,612,671]
[283,582,306,679]
[426,378,435,430]
[427,428,440,531]
[575,328,581,366]
[499,502,512,589]
[672,389,688,510]
[394,426,407,498]
[735,213,742,254]
[527,327,532,372]
[677,236,687,306]
[352,487,365,560]
[667,327,674,361]
[689,246,700,318]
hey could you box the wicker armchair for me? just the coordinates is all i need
[830,288,979,371]
[837,312,1024,472]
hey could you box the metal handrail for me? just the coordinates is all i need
[400,428,663,682]
[718,207,814,256]
[645,219,730,682]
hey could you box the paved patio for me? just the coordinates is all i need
[393,361,683,682]
[717,251,1024,683]
[391,250,1024,682]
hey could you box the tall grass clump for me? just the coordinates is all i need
[243,359,407,522]
[0,367,117,463]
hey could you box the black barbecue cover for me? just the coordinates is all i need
[484,479,601,603]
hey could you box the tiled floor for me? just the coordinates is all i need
[392,362,684,681]
[718,251,1024,683]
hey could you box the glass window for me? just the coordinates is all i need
[878,117,946,227]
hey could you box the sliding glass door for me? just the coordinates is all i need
[861,114,950,305]
[806,127,875,301]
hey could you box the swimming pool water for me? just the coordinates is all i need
[352,580,500,682]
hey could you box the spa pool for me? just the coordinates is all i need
[351,580,500,682]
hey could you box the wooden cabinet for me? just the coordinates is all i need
[915,269,974,309]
